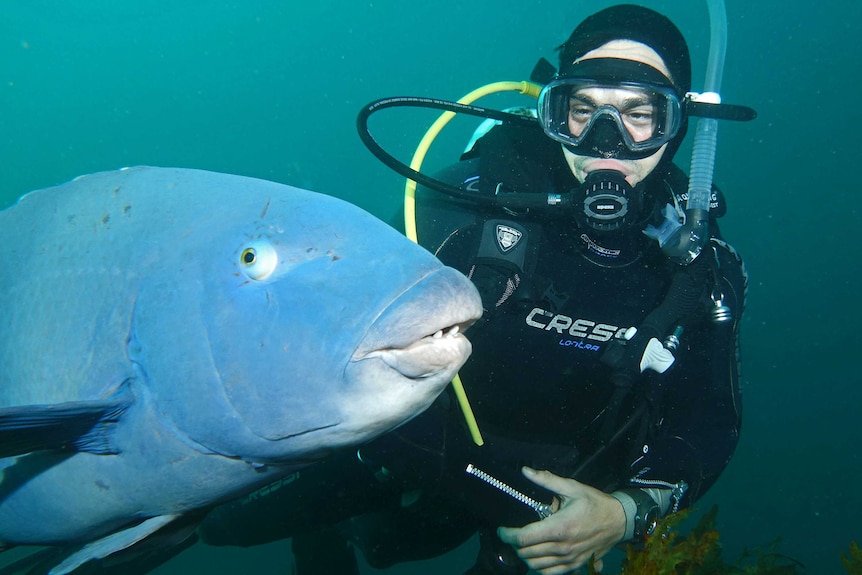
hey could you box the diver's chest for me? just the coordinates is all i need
[480,259,670,364]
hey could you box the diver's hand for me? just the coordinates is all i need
[496,467,626,574]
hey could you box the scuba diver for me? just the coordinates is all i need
[194,4,754,575]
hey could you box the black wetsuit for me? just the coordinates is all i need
[198,123,746,575]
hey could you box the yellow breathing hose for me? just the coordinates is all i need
[403,80,542,446]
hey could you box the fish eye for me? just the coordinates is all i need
[239,240,278,280]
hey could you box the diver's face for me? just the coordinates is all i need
[562,40,673,186]
[567,86,660,144]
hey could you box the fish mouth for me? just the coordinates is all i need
[357,323,473,379]
[351,266,482,380]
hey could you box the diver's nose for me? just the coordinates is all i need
[588,115,625,159]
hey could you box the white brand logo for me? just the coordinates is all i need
[496,225,522,253]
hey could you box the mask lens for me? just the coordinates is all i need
[568,87,659,141]
[539,78,681,157]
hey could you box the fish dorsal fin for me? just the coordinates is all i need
[0,387,133,457]
[47,514,181,575]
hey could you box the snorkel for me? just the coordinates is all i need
[652,0,728,264]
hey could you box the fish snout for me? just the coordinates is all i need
[353,266,482,380]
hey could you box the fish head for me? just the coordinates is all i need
[130,170,481,463]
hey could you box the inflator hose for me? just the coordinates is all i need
[660,0,729,264]
[402,82,542,243]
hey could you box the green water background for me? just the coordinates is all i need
[2,1,860,573]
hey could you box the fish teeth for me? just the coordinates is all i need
[432,325,461,339]
[359,324,466,362]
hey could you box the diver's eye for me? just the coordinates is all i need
[239,240,278,280]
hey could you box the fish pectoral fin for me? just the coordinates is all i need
[0,387,133,457]
[47,514,181,575]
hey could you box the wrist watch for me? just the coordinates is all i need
[626,488,661,541]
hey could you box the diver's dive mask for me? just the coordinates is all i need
[538,58,684,160]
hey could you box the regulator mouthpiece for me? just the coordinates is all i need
[576,170,643,233]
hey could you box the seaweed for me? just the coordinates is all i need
[616,506,807,575]
[842,542,862,575]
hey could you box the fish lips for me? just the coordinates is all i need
[352,266,482,380]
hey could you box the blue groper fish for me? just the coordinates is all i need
[0,166,482,573]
